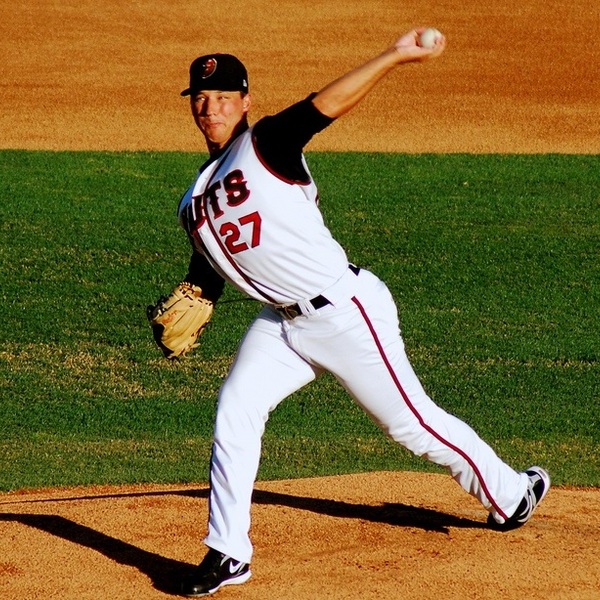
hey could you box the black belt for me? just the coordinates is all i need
[275,265,360,319]
[276,295,330,320]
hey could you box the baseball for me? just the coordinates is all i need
[418,27,443,49]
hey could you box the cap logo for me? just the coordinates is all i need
[201,58,217,79]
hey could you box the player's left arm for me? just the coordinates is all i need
[312,28,445,119]
[184,251,226,303]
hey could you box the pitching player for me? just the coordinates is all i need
[167,29,550,597]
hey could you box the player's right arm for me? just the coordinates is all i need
[312,28,445,119]
[252,94,334,183]
[252,29,444,181]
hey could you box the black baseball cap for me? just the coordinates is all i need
[181,53,249,96]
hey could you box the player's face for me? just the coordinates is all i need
[191,90,251,151]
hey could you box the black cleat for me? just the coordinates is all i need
[180,548,251,597]
[488,466,550,531]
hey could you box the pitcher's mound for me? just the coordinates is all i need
[0,471,598,599]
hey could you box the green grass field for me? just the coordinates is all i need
[0,150,598,491]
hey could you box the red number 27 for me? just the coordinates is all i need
[219,211,262,255]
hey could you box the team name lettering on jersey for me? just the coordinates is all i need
[182,168,262,255]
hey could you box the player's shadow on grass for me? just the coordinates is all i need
[0,487,485,593]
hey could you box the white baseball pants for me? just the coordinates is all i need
[204,267,528,563]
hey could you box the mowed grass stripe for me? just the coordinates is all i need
[0,151,598,491]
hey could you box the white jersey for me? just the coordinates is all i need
[178,125,349,305]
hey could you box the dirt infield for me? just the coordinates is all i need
[1,1,599,599]
[2,0,599,153]
[1,474,599,599]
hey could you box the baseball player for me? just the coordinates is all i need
[160,28,550,597]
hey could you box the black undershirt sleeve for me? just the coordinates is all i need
[252,93,335,183]
[184,251,226,303]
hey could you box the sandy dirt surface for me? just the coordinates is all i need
[1,0,599,153]
[1,1,599,598]
[1,473,599,600]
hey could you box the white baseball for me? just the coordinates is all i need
[419,27,443,49]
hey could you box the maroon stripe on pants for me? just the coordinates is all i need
[351,295,507,520]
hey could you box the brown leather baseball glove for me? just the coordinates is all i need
[146,282,214,359]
